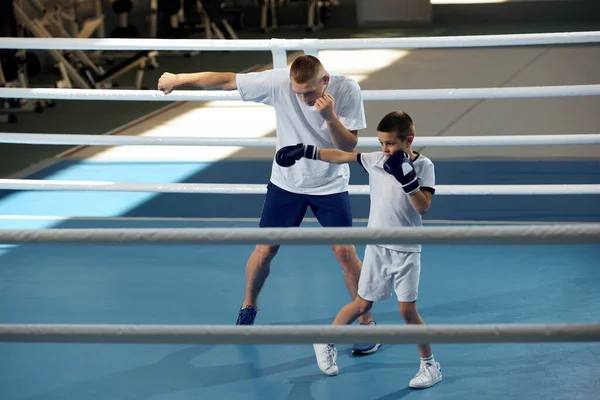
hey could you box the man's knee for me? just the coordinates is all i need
[355,296,373,315]
[251,245,279,265]
[331,244,357,264]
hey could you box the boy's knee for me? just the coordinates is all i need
[400,302,419,322]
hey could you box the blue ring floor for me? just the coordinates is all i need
[1,159,599,399]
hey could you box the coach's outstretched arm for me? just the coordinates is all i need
[158,72,238,94]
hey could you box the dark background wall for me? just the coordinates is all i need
[14,0,599,41]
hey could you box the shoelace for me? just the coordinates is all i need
[239,313,253,324]
[319,345,337,364]
[238,307,256,324]
[416,363,437,380]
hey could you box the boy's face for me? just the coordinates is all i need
[291,74,329,106]
[378,131,411,158]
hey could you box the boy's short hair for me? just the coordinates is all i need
[377,111,415,141]
[290,55,324,84]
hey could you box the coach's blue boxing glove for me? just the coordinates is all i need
[275,143,319,167]
[384,151,420,195]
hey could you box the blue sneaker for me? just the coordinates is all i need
[236,305,257,325]
[352,321,381,355]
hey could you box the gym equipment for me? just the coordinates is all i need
[12,0,158,91]
[0,50,55,124]
[260,0,336,33]
[109,0,139,38]
[150,0,238,41]
[0,1,54,123]
[199,0,239,40]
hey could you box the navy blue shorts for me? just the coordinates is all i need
[259,182,353,228]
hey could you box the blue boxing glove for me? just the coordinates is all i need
[384,151,420,195]
[275,143,319,167]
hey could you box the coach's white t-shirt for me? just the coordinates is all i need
[358,151,436,253]
[236,69,366,195]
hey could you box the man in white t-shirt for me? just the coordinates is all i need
[276,111,442,389]
[158,55,380,355]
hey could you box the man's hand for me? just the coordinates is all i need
[158,72,179,94]
[315,93,336,121]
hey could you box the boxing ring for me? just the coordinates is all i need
[1,31,600,399]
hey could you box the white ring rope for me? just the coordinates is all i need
[1,179,599,195]
[1,133,599,147]
[1,32,597,351]
[2,86,600,101]
[0,224,598,245]
[1,31,599,51]
[0,323,599,344]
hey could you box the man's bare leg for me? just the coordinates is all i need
[236,244,279,325]
[331,244,373,324]
[243,244,280,308]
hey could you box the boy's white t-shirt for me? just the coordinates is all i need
[358,151,436,253]
[236,69,366,195]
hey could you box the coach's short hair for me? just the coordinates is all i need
[290,55,324,84]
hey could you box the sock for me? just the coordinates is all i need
[420,355,435,366]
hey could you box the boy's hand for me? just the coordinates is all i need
[276,143,319,167]
[384,151,420,195]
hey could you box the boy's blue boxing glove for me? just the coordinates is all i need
[384,151,420,195]
[275,143,319,167]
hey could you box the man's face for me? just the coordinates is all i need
[378,131,409,158]
[291,74,329,106]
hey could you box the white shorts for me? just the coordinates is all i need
[358,245,421,302]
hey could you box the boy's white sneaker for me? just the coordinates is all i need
[409,362,442,388]
[313,343,339,376]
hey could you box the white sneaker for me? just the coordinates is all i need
[409,362,442,389]
[313,343,339,376]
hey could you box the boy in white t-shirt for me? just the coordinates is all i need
[276,111,442,389]
[158,55,380,355]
